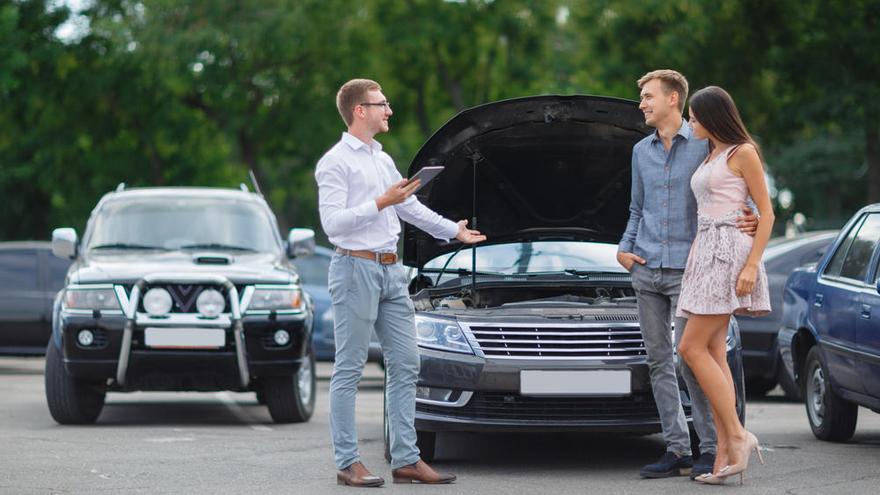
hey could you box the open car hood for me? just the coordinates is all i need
[402,95,650,268]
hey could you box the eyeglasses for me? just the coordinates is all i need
[360,101,391,110]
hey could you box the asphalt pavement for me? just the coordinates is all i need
[2,357,879,495]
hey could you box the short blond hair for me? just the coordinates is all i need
[637,70,689,112]
[336,79,382,126]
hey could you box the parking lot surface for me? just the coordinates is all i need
[2,357,879,495]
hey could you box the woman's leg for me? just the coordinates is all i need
[678,314,746,468]
[707,326,732,472]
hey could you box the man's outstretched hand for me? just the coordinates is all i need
[455,220,487,244]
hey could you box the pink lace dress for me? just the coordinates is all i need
[676,145,771,317]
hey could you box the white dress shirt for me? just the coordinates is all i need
[315,132,459,253]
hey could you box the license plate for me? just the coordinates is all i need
[520,370,631,396]
[144,328,225,349]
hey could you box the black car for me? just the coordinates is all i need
[0,242,70,355]
[383,95,745,461]
[737,231,837,398]
[46,186,316,424]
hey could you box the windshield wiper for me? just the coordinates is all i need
[178,243,258,252]
[420,268,516,277]
[90,243,168,251]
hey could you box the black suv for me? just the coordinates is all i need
[45,186,316,424]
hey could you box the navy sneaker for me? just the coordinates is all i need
[639,451,693,478]
[690,452,715,480]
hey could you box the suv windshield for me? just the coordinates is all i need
[424,241,625,278]
[86,196,280,252]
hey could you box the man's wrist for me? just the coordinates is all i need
[375,195,388,211]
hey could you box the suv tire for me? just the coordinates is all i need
[804,346,857,442]
[44,343,106,424]
[264,350,316,423]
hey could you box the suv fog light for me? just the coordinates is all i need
[196,289,225,318]
[273,329,290,346]
[77,329,95,347]
[143,288,173,316]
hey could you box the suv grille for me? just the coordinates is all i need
[464,323,646,360]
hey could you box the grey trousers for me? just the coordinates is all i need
[630,264,717,456]
[327,253,422,470]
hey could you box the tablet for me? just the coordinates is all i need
[409,166,445,192]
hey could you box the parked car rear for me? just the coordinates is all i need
[778,204,880,441]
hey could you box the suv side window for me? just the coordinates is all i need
[825,215,865,278]
[839,213,880,282]
[0,249,39,290]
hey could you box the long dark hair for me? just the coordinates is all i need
[689,86,764,165]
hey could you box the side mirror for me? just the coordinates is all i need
[52,228,78,259]
[287,228,316,258]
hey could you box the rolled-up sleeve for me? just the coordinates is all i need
[618,151,643,253]
[315,156,380,238]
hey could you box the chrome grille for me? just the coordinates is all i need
[464,323,646,360]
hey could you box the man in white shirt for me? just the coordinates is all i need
[315,79,485,487]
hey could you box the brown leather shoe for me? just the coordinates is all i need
[336,461,385,487]
[391,459,456,484]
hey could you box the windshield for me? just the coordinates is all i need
[86,196,281,252]
[423,241,625,282]
[294,252,331,287]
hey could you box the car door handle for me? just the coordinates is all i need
[862,304,872,320]
[814,293,824,308]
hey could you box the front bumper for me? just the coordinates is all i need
[413,348,690,434]
[60,275,311,391]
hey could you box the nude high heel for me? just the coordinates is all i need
[706,431,763,484]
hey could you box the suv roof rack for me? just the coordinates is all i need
[239,183,249,192]
[116,182,125,192]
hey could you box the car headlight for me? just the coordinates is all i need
[248,287,304,311]
[64,287,121,311]
[196,289,225,318]
[415,315,473,354]
[143,288,173,316]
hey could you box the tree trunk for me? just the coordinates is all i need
[866,119,880,203]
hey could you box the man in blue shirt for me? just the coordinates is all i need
[618,70,757,480]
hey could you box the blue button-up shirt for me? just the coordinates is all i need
[618,121,709,269]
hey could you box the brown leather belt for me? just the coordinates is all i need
[336,248,398,265]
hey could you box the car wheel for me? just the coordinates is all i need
[264,350,316,423]
[44,342,105,424]
[803,346,857,442]
[777,357,802,401]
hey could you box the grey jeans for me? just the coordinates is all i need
[630,263,716,456]
[327,253,421,470]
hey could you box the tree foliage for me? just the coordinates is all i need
[1,0,877,241]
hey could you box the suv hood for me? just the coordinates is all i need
[72,251,294,285]
[402,95,649,268]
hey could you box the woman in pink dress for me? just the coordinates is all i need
[676,86,774,485]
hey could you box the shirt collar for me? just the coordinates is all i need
[650,119,692,143]
[342,132,383,152]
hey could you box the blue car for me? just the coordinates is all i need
[294,245,382,362]
[778,204,880,441]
